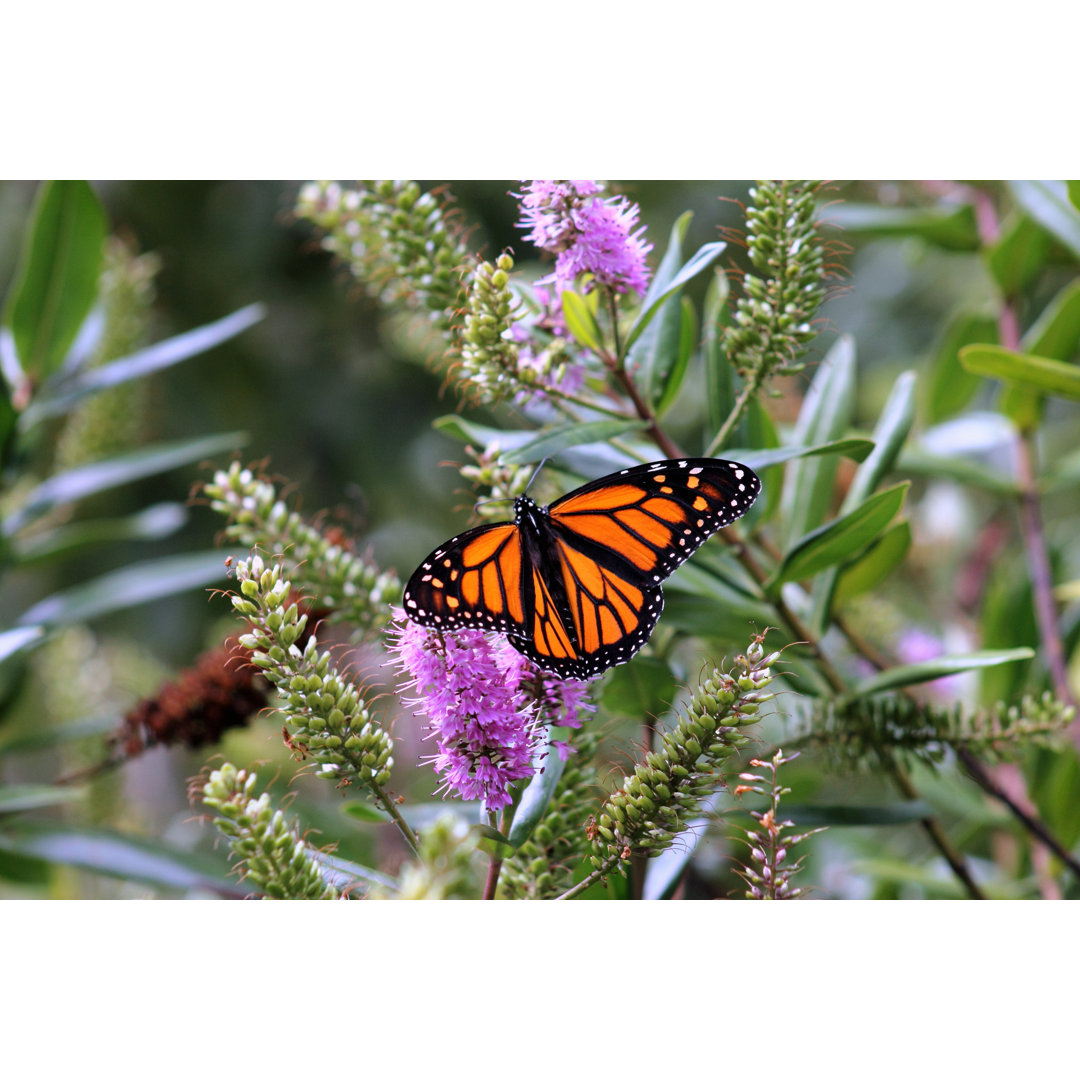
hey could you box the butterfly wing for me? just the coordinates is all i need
[402,521,528,636]
[548,457,760,587]
[516,457,761,678]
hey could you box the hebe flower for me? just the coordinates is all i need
[517,180,653,297]
[389,613,591,810]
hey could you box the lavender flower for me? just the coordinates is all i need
[388,613,592,809]
[516,180,653,296]
[389,615,538,810]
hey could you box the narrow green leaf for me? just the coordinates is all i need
[772,482,908,589]
[986,211,1052,296]
[730,437,875,472]
[626,211,691,406]
[3,431,246,536]
[0,712,118,754]
[833,520,912,604]
[500,419,648,466]
[1021,279,1080,360]
[2,181,107,380]
[0,626,46,664]
[781,335,857,544]
[924,314,998,425]
[506,730,567,849]
[809,371,916,630]
[999,279,1080,429]
[782,801,934,827]
[11,503,188,565]
[1008,180,1080,262]
[0,784,85,815]
[16,549,244,627]
[341,801,391,823]
[822,201,980,251]
[0,824,242,896]
[1069,182,1080,211]
[623,241,726,355]
[853,647,1034,695]
[898,444,1019,495]
[561,290,605,355]
[432,415,536,452]
[472,824,515,860]
[21,303,265,427]
[654,296,697,417]
[959,343,1080,401]
[703,269,734,440]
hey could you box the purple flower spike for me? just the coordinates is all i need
[516,180,653,297]
[388,613,593,810]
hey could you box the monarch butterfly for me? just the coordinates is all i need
[403,457,761,680]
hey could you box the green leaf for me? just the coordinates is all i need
[500,419,648,466]
[924,314,998,425]
[626,211,691,407]
[3,431,247,536]
[772,482,908,590]
[432,415,537,452]
[600,656,678,720]
[0,625,46,665]
[986,212,1052,296]
[1021,279,1080,360]
[0,784,85,815]
[506,730,567,849]
[16,549,244,627]
[1069,182,1080,211]
[822,201,980,251]
[654,296,696,417]
[898,444,1019,495]
[1008,180,1080,262]
[781,335,856,544]
[20,303,265,427]
[999,279,1080,428]
[703,269,734,440]
[833,520,912,604]
[561,290,605,355]
[0,824,243,896]
[808,371,916,631]
[730,437,875,472]
[959,343,1080,401]
[0,712,118,754]
[472,823,515,860]
[781,801,934,827]
[852,647,1035,696]
[2,181,107,380]
[623,241,726,355]
[341,801,391,824]
[11,503,188,565]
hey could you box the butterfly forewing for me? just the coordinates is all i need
[402,522,528,635]
[548,458,761,586]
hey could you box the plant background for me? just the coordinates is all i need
[1,179,1077,899]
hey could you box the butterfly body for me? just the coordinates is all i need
[403,458,761,680]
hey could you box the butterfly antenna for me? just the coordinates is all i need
[525,457,549,494]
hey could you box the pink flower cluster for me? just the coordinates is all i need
[389,614,591,809]
[517,180,653,297]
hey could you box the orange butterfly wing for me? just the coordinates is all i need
[402,522,527,635]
